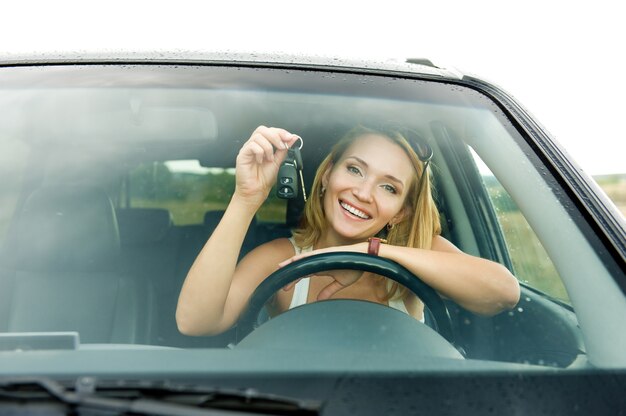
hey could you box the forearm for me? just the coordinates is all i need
[378,244,520,316]
[176,194,258,335]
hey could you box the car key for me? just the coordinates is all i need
[291,146,307,202]
[276,136,306,201]
[276,151,298,199]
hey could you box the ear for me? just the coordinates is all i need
[321,163,333,188]
[391,206,410,225]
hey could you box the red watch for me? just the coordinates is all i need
[367,237,388,256]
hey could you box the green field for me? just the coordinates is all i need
[496,211,569,302]
[131,198,286,225]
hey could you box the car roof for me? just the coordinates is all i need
[0,50,464,80]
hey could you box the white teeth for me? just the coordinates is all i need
[340,201,370,219]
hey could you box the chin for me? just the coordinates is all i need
[331,224,377,243]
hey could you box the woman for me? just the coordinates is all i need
[176,125,520,336]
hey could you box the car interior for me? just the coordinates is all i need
[0,65,589,369]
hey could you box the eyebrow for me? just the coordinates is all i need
[347,156,405,187]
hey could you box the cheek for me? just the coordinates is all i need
[326,173,354,196]
[377,192,406,216]
[322,193,332,212]
[321,188,337,215]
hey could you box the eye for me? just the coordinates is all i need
[382,184,397,194]
[347,165,362,175]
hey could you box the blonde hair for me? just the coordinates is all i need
[292,125,441,300]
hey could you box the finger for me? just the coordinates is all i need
[317,280,347,301]
[278,253,308,268]
[244,142,266,165]
[287,134,302,149]
[238,141,265,164]
[250,134,275,162]
[273,134,301,166]
[272,128,300,150]
[254,126,294,151]
[278,256,297,268]
[249,128,301,169]
[277,258,292,268]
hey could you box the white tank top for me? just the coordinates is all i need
[286,238,423,321]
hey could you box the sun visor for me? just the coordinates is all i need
[2,92,219,144]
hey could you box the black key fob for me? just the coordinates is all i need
[277,151,298,199]
[276,136,306,201]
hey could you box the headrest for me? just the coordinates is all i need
[203,210,257,230]
[116,208,172,245]
[13,185,120,272]
[203,210,226,230]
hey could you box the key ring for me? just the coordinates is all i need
[292,135,303,150]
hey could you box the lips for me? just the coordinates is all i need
[339,200,371,220]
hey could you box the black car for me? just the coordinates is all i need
[0,52,625,415]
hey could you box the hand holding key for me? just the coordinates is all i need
[234,126,300,209]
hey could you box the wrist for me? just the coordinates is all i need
[367,237,388,256]
[231,190,265,212]
[229,193,263,220]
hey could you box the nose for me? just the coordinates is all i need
[352,181,374,202]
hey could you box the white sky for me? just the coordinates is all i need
[4,0,625,175]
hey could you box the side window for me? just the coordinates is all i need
[470,149,570,303]
[122,160,286,225]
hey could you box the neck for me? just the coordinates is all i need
[316,229,367,250]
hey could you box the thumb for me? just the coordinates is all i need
[274,133,301,164]
[317,280,346,301]
[274,145,290,165]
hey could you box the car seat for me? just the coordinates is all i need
[4,184,154,344]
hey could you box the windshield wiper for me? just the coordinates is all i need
[0,377,322,415]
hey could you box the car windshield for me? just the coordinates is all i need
[0,63,624,383]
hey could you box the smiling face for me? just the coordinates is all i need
[320,134,416,245]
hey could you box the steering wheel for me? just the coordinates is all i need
[236,252,454,343]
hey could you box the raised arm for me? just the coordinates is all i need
[176,126,299,335]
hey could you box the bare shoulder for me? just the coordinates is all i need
[431,234,463,253]
[252,237,295,259]
[218,238,297,332]
[228,238,297,305]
